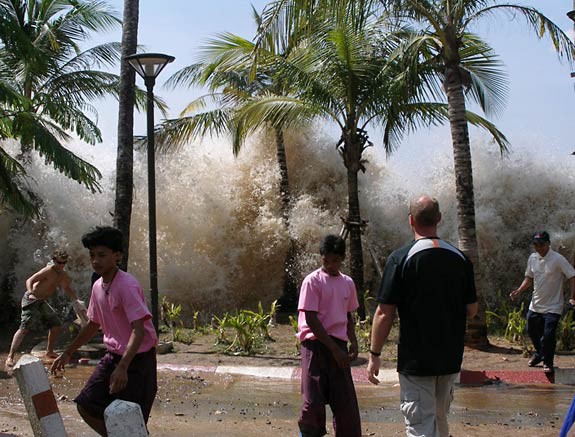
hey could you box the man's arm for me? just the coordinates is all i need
[109,318,147,394]
[25,267,50,292]
[305,310,350,369]
[60,273,78,300]
[509,276,533,300]
[568,276,575,306]
[367,303,396,385]
[50,321,100,373]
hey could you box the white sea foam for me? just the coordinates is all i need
[0,130,573,315]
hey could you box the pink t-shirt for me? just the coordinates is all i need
[88,270,158,355]
[297,268,359,342]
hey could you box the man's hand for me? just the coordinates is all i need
[109,364,128,394]
[509,289,521,301]
[50,352,70,374]
[367,355,381,385]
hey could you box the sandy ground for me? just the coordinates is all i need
[0,323,573,436]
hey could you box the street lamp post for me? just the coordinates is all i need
[125,53,175,331]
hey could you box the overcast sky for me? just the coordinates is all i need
[88,1,575,161]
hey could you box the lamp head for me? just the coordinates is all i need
[125,53,175,80]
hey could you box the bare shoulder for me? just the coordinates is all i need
[32,265,53,279]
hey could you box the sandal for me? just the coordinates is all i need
[543,364,554,374]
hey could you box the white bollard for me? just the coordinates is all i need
[13,354,67,437]
[104,399,148,436]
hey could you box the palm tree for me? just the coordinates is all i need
[113,0,139,270]
[0,0,122,215]
[380,0,575,346]
[252,0,511,319]
[149,8,308,311]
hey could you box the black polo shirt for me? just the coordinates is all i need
[377,237,477,376]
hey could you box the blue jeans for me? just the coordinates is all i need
[526,310,560,366]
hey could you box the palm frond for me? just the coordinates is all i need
[12,112,102,192]
[0,146,39,216]
[465,4,575,65]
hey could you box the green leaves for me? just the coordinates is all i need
[0,0,122,216]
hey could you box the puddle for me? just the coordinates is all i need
[0,366,570,436]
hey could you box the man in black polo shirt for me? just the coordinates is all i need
[367,195,478,437]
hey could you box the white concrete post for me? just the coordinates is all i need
[104,399,148,436]
[13,354,67,437]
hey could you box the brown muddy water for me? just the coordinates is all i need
[0,365,571,436]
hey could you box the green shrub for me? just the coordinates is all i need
[211,301,279,355]
[558,309,575,351]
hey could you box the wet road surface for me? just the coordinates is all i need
[0,365,571,436]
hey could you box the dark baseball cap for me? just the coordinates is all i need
[532,231,550,243]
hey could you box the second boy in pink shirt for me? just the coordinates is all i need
[297,234,361,437]
[51,226,157,436]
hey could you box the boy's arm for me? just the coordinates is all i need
[50,321,100,373]
[109,318,146,394]
[304,310,350,369]
[346,312,358,361]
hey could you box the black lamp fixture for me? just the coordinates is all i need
[125,52,175,331]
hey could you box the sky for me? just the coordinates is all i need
[87,1,575,163]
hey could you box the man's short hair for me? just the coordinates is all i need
[52,250,69,261]
[81,226,123,252]
[320,234,346,257]
[410,197,441,227]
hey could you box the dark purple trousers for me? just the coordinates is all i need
[75,348,157,422]
[298,338,362,437]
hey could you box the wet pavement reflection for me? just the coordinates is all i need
[0,365,571,436]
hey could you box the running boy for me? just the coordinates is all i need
[6,250,84,368]
[51,226,158,436]
[296,234,362,437]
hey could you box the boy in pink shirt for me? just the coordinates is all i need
[51,226,157,436]
[297,235,362,437]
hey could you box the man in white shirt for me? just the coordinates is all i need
[510,231,575,374]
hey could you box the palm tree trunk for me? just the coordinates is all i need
[346,161,366,320]
[444,65,488,347]
[275,128,298,313]
[113,0,139,270]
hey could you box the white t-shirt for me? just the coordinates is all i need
[525,249,575,314]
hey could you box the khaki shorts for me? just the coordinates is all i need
[20,292,61,331]
[399,372,458,437]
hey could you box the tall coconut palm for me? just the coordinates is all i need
[113,0,139,269]
[0,0,123,215]
[149,9,310,311]
[252,0,511,319]
[380,0,575,346]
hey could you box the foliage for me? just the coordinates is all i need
[210,301,279,355]
[0,0,124,215]
[211,313,230,345]
[161,296,183,342]
[558,308,575,352]
[288,314,300,354]
[486,297,530,355]
[355,314,372,353]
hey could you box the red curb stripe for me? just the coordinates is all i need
[32,389,59,419]
[460,370,553,385]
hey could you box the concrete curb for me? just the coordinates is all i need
[156,363,574,386]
